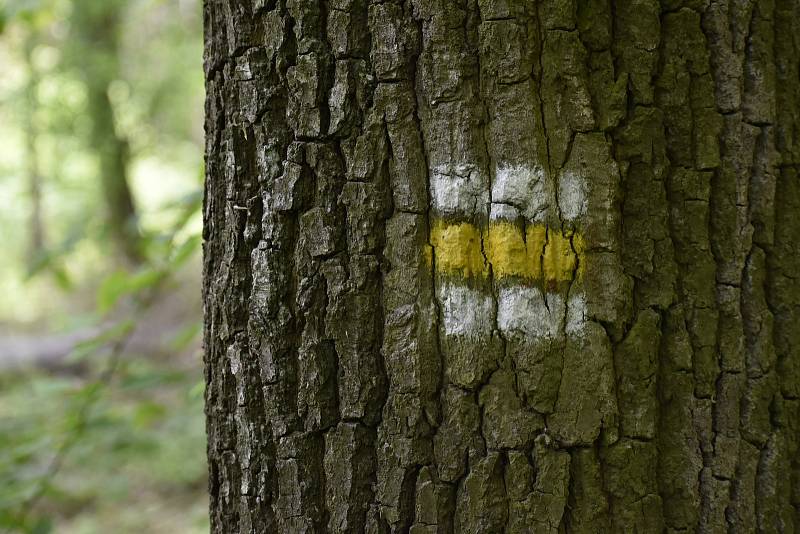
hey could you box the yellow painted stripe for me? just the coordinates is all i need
[428,220,584,283]
[543,231,577,283]
[429,220,486,279]
[485,221,541,280]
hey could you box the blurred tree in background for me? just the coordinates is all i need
[0,0,207,532]
[69,0,142,263]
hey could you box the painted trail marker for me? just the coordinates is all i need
[427,162,590,341]
[428,220,584,285]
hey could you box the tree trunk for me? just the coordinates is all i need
[73,1,141,263]
[24,36,45,264]
[202,1,800,532]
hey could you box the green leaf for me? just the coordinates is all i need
[67,319,134,363]
[30,517,53,534]
[169,235,200,268]
[1,0,55,30]
[96,268,163,313]
[97,271,129,314]
[187,380,205,400]
[132,401,166,428]
[168,321,201,351]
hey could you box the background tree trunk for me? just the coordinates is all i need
[72,0,141,263]
[203,1,800,532]
[24,35,45,265]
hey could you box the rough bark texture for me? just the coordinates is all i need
[202,1,800,532]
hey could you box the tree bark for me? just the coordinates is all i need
[202,1,800,532]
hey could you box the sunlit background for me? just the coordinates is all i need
[0,0,207,532]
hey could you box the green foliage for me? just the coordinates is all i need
[97,271,159,314]
[0,0,206,531]
[0,363,207,533]
[0,192,204,530]
[0,0,58,31]
[0,0,204,309]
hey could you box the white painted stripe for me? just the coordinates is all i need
[430,164,489,216]
[497,286,565,340]
[558,170,587,222]
[438,281,494,338]
[492,164,548,222]
[565,292,588,337]
[489,202,520,221]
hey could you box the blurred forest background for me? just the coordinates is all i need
[0,0,207,532]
